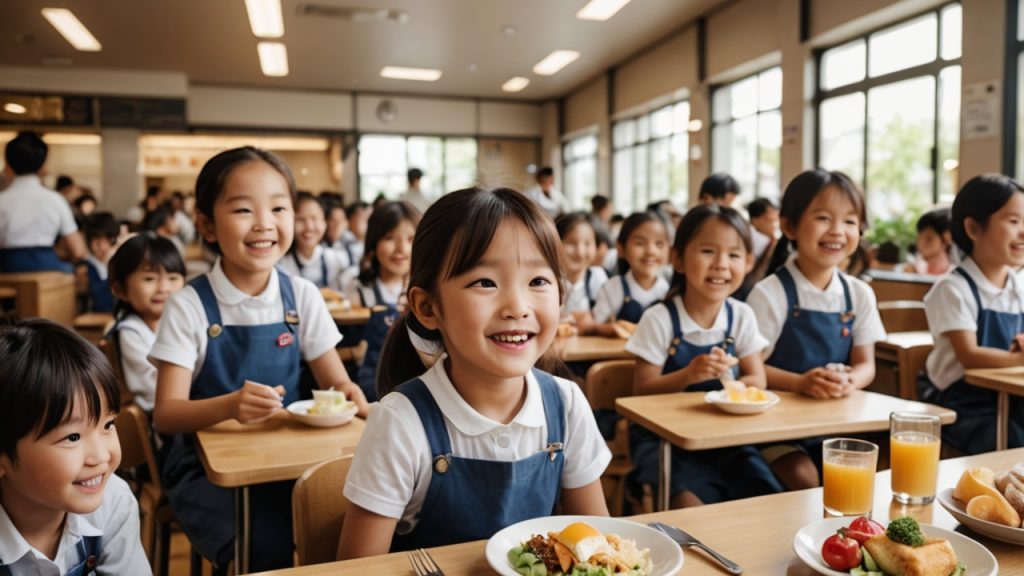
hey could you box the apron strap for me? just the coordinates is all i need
[837,273,853,314]
[320,251,328,288]
[189,274,223,327]
[666,299,682,340]
[584,268,593,304]
[954,267,983,323]
[724,300,734,344]
[394,378,452,457]
[620,274,631,301]
[775,267,799,312]
[372,279,387,306]
[278,270,298,323]
[77,535,101,571]
[532,369,566,446]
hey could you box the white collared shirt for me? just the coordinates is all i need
[0,475,150,576]
[343,358,611,533]
[276,245,352,292]
[626,295,768,369]
[343,277,402,308]
[83,253,107,281]
[746,255,886,358]
[0,175,77,248]
[524,185,567,217]
[118,314,158,412]
[399,188,433,214]
[148,259,342,378]
[925,257,1024,390]
[590,271,670,323]
[563,266,608,314]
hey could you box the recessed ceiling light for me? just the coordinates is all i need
[380,66,442,82]
[502,25,516,36]
[502,77,530,93]
[244,0,284,38]
[41,8,101,51]
[576,0,632,21]
[532,50,580,76]
[4,103,27,115]
[257,42,289,76]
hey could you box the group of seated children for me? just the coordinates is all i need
[6,138,1024,573]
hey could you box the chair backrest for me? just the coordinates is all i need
[584,359,636,411]
[115,404,162,492]
[99,332,134,407]
[877,300,928,333]
[293,455,354,566]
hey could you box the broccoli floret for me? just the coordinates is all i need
[887,516,925,547]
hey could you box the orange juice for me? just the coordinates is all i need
[823,459,875,515]
[891,431,940,500]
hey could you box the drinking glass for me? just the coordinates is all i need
[823,438,879,516]
[890,412,941,504]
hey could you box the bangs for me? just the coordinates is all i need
[142,238,186,276]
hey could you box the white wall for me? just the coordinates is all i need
[188,86,353,131]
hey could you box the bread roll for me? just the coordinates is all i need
[1004,483,1024,520]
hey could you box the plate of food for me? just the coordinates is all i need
[793,516,995,576]
[287,389,357,428]
[937,465,1024,545]
[704,381,780,415]
[486,516,683,576]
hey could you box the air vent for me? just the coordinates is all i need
[295,3,409,24]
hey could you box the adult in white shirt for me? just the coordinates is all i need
[399,168,433,214]
[524,167,567,218]
[0,131,85,272]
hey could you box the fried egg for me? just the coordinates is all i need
[554,522,614,563]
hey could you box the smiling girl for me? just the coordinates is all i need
[338,188,610,558]
[278,192,352,291]
[555,212,608,333]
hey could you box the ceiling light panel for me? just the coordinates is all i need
[257,42,289,76]
[380,66,442,82]
[41,8,102,51]
[576,0,632,21]
[532,50,580,76]
[502,77,530,93]
[244,0,284,38]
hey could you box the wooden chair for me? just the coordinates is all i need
[99,331,135,407]
[0,271,76,325]
[583,359,636,516]
[877,300,928,333]
[116,404,175,576]
[292,455,354,566]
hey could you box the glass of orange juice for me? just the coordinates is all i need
[823,438,878,516]
[890,412,941,504]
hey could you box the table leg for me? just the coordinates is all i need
[658,439,670,511]
[234,486,251,575]
[997,391,1009,451]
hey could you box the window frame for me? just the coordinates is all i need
[561,131,599,210]
[355,133,479,202]
[1009,0,1024,177]
[611,99,691,213]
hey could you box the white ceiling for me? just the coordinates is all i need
[0,0,726,101]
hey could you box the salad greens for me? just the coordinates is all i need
[507,545,648,576]
[885,517,925,547]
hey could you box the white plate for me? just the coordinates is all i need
[486,515,683,576]
[793,517,998,576]
[704,389,780,414]
[286,399,358,428]
[938,487,1024,545]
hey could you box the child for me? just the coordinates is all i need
[79,212,120,312]
[908,208,952,276]
[108,232,186,412]
[698,173,740,207]
[746,197,780,263]
[626,204,782,508]
[747,169,886,490]
[344,201,419,402]
[591,211,671,338]
[922,174,1024,454]
[0,319,150,574]
[141,206,185,257]
[278,192,352,291]
[148,146,369,571]
[322,195,356,264]
[342,201,372,267]
[555,212,608,332]
[338,187,610,558]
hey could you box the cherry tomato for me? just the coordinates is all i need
[821,530,862,571]
[845,517,886,544]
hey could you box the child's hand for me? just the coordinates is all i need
[1011,334,1024,353]
[335,381,371,418]
[612,320,636,339]
[235,381,285,424]
[557,322,578,338]
[799,368,847,399]
[685,352,735,386]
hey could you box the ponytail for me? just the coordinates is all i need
[376,311,444,399]
[765,235,792,277]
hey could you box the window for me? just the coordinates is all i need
[612,101,690,214]
[358,134,477,201]
[816,3,961,220]
[562,134,598,210]
[711,67,782,205]
[1016,0,1024,177]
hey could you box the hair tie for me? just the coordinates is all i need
[406,313,442,356]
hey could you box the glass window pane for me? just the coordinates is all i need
[577,134,598,157]
[867,76,936,220]
[613,120,636,149]
[869,13,938,77]
[670,133,689,205]
[712,85,732,123]
[1019,53,1024,178]
[358,135,406,201]
[712,117,757,201]
[613,149,634,215]
[408,136,444,197]
[633,144,649,211]
[941,4,962,60]
[756,110,782,201]
[650,106,674,139]
[819,92,866,189]
[673,101,690,134]
[758,67,783,111]
[730,75,759,119]
[444,138,477,193]
[938,66,961,204]
[1019,0,1024,42]
[650,138,671,201]
[821,39,866,90]
[637,115,650,142]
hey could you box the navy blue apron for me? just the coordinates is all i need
[160,272,301,571]
[356,281,398,403]
[292,250,328,289]
[0,535,99,576]
[584,268,595,309]
[763,266,855,471]
[0,246,73,273]
[932,267,1024,454]
[617,275,649,323]
[85,259,113,312]
[629,300,783,503]
[390,369,565,550]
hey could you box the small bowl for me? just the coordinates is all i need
[704,389,780,415]
[286,399,358,427]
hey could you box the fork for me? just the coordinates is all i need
[408,547,445,576]
[649,522,743,574]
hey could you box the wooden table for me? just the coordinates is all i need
[866,269,935,301]
[965,366,1024,450]
[250,448,1024,576]
[195,411,366,574]
[557,335,631,363]
[329,305,371,326]
[875,330,933,399]
[73,312,114,344]
[617,390,956,510]
[0,271,76,325]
